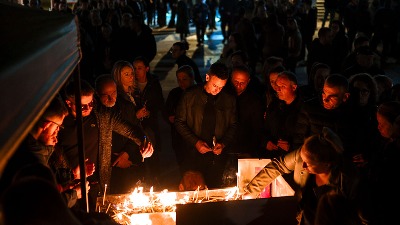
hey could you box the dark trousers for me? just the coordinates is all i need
[195,23,206,44]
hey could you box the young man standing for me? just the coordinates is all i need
[174,62,237,189]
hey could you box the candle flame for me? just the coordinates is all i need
[101,187,241,225]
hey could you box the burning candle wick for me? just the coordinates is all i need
[103,184,108,205]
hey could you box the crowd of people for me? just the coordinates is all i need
[2,0,400,224]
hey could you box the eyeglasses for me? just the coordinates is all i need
[44,120,64,129]
[81,101,94,110]
[71,100,94,110]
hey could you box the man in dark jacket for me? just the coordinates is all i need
[174,62,237,189]
[224,65,264,158]
[293,74,361,159]
[263,71,303,159]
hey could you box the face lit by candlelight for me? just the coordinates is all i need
[231,70,250,96]
[98,80,117,108]
[66,95,94,117]
[204,74,227,96]
[300,146,330,175]
[275,75,297,104]
[322,84,349,110]
[40,115,65,145]
[377,112,394,139]
[120,66,135,88]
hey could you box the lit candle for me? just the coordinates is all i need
[106,203,111,213]
[236,173,240,190]
[150,186,154,202]
[103,184,107,205]
[142,136,147,162]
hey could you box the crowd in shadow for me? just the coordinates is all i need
[2,0,400,224]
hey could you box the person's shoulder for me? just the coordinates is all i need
[169,86,183,94]
[180,54,195,63]
[303,96,321,110]
[141,24,154,35]
[148,72,161,82]
[240,87,261,100]
[166,87,184,99]
[96,103,118,115]
[185,84,202,94]
[220,88,236,99]
[292,95,305,107]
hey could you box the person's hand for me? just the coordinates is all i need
[73,159,95,179]
[168,115,175,124]
[277,139,290,151]
[112,151,132,168]
[241,192,255,200]
[73,181,90,199]
[212,143,224,155]
[266,141,279,151]
[85,161,95,177]
[195,140,212,154]
[136,107,150,120]
[140,141,154,159]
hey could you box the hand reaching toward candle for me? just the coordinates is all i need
[73,159,95,179]
[112,151,133,168]
[277,139,290,151]
[73,181,90,199]
[241,192,256,200]
[266,141,279,151]
[195,140,212,154]
[212,143,224,155]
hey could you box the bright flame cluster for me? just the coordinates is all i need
[99,186,240,225]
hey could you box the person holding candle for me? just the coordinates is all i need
[174,62,238,189]
[0,96,88,208]
[0,96,115,225]
[57,78,154,212]
[131,56,165,187]
[95,73,152,194]
[261,71,303,160]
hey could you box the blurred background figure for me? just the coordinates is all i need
[170,41,203,84]
[165,65,196,175]
[192,0,209,46]
[175,0,190,41]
